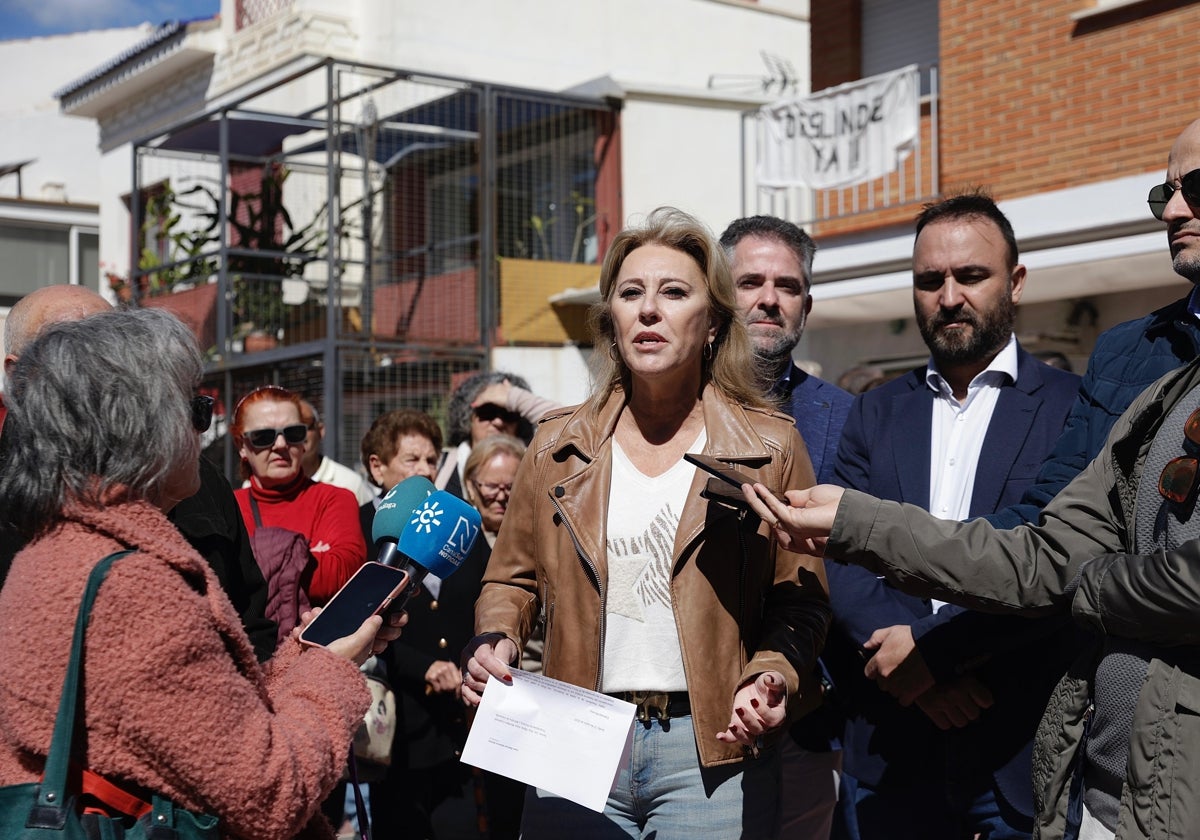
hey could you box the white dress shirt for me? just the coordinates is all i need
[925,335,1019,609]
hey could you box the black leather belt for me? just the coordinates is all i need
[609,690,691,723]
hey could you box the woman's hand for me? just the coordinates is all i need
[297,607,407,667]
[461,632,520,706]
[425,660,463,695]
[716,671,788,746]
[740,483,845,554]
[471,380,513,412]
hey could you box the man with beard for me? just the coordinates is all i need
[825,193,1082,840]
[721,215,853,483]
[746,122,1200,840]
[721,216,852,839]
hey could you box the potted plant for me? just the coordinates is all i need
[233,273,287,350]
[226,165,324,348]
[137,181,221,297]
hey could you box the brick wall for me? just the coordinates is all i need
[939,0,1199,197]
[810,0,1200,235]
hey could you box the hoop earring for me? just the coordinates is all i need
[703,340,714,361]
[609,341,620,361]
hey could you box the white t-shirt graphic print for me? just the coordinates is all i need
[600,432,706,693]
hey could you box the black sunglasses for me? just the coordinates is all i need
[1148,169,1200,220]
[473,403,520,424]
[244,424,308,449]
[1159,408,1200,504]
[191,395,215,433]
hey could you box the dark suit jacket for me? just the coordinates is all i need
[776,362,854,485]
[827,344,1083,819]
[170,457,277,661]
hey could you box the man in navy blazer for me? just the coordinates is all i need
[721,215,853,839]
[827,194,1083,839]
[720,216,853,483]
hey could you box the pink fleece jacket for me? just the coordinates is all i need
[0,500,369,840]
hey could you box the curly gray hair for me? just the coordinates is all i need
[0,308,202,537]
[445,370,533,446]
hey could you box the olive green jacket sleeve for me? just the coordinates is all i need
[826,360,1200,620]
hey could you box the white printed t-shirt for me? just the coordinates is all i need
[599,431,705,693]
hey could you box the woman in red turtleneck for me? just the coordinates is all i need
[232,386,365,605]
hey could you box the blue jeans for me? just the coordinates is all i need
[518,715,781,839]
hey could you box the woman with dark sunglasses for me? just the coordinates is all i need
[232,385,366,631]
[436,371,558,499]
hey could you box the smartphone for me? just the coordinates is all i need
[685,453,788,504]
[298,562,411,649]
[685,453,759,488]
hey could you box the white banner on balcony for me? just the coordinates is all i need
[756,65,920,190]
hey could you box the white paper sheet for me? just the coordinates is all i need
[460,670,635,812]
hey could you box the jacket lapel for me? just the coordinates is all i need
[545,386,773,585]
[893,374,934,507]
[677,388,773,561]
[969,349,1042,516]
[547,392,625,591]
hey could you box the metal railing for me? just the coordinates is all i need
[127,57,617,480]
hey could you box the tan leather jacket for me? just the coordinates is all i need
[475,386,831,767]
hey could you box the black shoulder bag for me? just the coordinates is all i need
[0,550,219,839]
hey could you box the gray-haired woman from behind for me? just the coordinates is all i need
[0,308,403,839]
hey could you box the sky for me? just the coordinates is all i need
[0,0,219,41]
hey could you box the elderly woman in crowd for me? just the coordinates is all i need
[232,385,366,640]
[357,408,443,543]
[462,434,527,548]
[437,371,556,497]
[462,207,831,837]
[0,308,403,839]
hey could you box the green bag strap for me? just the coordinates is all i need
[35,550,136,817]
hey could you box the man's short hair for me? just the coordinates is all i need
[915,191,1019,269]
[718,216,817,288]
[299,399,321,428]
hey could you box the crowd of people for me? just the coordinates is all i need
[3,119,1200,840]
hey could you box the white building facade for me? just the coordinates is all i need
[52,0,811,463]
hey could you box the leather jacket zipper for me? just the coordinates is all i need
[550,492,607,690]
[736,508,749,672]
[541,580,554,668]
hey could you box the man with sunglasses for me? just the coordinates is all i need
[747,122,1200,840]
[989,119,1200,532]
[0,284,278,661]
[298,399,376,506]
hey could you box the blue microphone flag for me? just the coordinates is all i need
[372,475,436,545]
[398,490,483,580]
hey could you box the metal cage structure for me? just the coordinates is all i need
[128,58,619,480]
